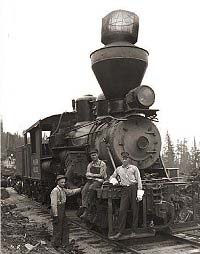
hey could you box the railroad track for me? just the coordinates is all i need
[63,210,200,254]
[173,230,200,246]
[17,194,200,254]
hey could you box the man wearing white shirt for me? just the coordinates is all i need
[109,152,143,239]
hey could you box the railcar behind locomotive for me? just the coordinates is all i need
[15,10,199,238]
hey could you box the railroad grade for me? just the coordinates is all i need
[69,217,200,254]
[22,196,200,254]
[2,188,200,254]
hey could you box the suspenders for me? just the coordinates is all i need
[57,186,65,204]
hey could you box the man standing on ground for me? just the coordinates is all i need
[109,152,143,239]
[80,149,107,219]
[50,175,81,251]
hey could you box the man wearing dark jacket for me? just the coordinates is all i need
[50,175,81,251]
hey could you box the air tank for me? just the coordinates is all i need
[91,10,148,100]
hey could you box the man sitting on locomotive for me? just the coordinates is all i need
[80,148,107,220]
[109,152,144,239]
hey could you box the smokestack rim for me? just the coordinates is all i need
[90,45,148,65]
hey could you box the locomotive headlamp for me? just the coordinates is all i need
[136,85,155,108]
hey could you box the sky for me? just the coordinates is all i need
[1,0,200,147]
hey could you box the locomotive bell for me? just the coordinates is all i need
[91,10,148,100]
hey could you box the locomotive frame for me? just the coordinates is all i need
[15,9,200,239]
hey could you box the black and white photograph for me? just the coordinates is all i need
[1,0,200,253]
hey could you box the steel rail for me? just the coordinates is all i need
[70,218,141,254]
[167,232,200,248]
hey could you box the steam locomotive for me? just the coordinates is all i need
[15,10,199,238]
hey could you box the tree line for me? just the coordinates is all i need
[162,131,200,175]
[1,120,24,160]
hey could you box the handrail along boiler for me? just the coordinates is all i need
[15,10,199,238]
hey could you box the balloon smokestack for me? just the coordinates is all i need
[91,10,148,100]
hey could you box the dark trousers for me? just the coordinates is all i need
[51,204,69,248]
[82,180,102,209]
[118,184,138,234]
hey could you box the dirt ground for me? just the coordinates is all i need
[1,187,200,254]
[1,188,84,254]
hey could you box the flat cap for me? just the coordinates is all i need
[89,148,98,155]
[55,175,66,183]
[121,151,130,158]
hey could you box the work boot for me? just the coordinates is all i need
[62,245,72,253]
[109,232,122,240]
[53,246,65,253]
[130,232,136,238]
[80,210,89,220]
[76,206,85,217]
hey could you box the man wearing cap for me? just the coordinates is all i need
[80,148,107,220]
[109,152,143,239]
[50,175,81,250]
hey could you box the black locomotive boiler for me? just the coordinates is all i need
[15,10,199,238]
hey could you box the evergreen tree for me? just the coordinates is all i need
[178,138,191,175]
[1,129,24,159]
[162,131,175,168]
[0,118,3,133]
[174,139,181,168]
[190,137,200,172]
